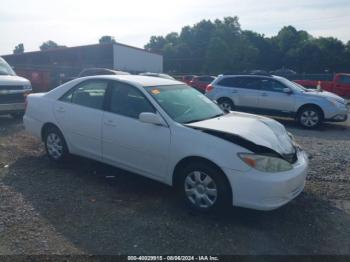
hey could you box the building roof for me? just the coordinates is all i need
[2,43,161,57]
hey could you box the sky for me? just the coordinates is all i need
[1,0,350,55]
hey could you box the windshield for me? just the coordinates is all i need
[145,84,224,124]
[0,58,16,76]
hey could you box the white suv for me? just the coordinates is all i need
[0,57,32,118]
[206,74,348,128]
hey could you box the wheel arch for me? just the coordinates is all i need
[41,122,62,141]
[296,103,325,119]
[172,156,233,200]
[217,96,234,104]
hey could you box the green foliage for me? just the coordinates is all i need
[99,36,117,44]
[13,43,24,54]
[40,40,66,51]
[145,17,350,74]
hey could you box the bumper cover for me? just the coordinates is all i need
[223,150,309,211]
[0,103,25,114]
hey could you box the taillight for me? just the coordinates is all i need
[206,84,214,93]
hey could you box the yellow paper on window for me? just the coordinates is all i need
[151,89,160,95]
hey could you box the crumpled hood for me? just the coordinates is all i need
[305,90,346,104]
[186,112,296,155]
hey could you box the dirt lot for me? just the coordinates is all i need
[0,115,349,255]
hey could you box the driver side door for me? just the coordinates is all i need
[101,81,171,180]
[258,79,296,116]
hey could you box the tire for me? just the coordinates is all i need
[43,126,69,163]
[297,106,323,129]
[11,112,24,120]
[177,162,231,212]
[218,98,234,112]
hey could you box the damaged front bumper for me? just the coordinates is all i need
[222,149,309,211]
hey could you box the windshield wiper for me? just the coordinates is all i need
[183,113,224,124]
[208,113,225,119]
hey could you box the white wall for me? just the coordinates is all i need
[113,44,163,73]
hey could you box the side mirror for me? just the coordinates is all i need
[283,88,293,95]
[139,112,166,126]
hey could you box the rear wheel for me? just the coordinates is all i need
[218,98,234,111]
[297,106,323,128]
[177,162,231,212]
[44,126,69,162]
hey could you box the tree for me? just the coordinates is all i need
[40,40,66,51]
[145,16,350,74]
[13,43,24,54]
[99,36,117,44]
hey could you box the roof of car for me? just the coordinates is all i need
[79,68,130,76]
[218,74,276,79]
[82,75,183,87]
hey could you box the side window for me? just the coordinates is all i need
[339,75,350,84]
[240,78,261,90]
[218,77,241,88]
[60,80,108,110]
[108,82,155,119]
[261,80,286,93]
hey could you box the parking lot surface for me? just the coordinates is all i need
[0,116,349,255]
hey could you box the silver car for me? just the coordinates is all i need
[206,74,349,128]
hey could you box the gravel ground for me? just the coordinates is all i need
[0,115,349,255]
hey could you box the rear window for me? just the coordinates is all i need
[197,76,215,82]
[184,75,194,80]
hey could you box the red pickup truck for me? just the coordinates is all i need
[294,73,350,98]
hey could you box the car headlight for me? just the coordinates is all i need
[238,153,293,173]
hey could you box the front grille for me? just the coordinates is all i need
[0,85,23,91]
[0,93,25,104]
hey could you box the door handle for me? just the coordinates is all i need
[56,106,65,112]
[261,93,268,97]
[231,90,238,93]
[104,119,116,127]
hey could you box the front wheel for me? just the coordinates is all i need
[44,126,69,162]
[297,107,323,128]
[178,162,231,212]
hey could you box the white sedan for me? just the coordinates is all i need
[24,75,308,212]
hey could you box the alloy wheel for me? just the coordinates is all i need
[46,133,63,160]
[300,110,319,127]
[184,171,218,209]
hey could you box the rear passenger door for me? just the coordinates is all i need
[54,79,108,160]
[258,79,295,115]
[217,77,260,111]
